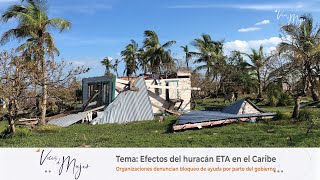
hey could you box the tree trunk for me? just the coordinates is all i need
[310,86,320,101]
[257,70,262,98]
[8,117,16,134]
[40,59,47,125]
[33,83,40,115]
[39,39,47,125]
[309,77,319,101]
[7,98,16,134]
[186,60,189,70]
[292,96,301,119]
[306,64,319,101]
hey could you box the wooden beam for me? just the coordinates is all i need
[147,85,200,90]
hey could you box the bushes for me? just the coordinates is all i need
[33,124,61,133]
[14,127,33,138]
[298,109,320,134]
[273,111,284,120]
[278,93,292,106]
[0,128,12,138]
[267,84,292,107]
[0,126,33,138]
[298,109,318,121]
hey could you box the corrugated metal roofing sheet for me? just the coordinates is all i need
[175,110,275,125]
[47,112,88,127]
[91,76,154,124]
[222,98,265,114]
[175,98,275,126]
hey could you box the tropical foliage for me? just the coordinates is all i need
[101,57,114,76]
[242,45,265,98]
[181,45,191,69]
[142,30,176,74]
[0,0,71,124]
[191,34,225,80]
[121,40,139,79]
[1,0,320,137]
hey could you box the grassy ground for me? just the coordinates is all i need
[0,98,319,147]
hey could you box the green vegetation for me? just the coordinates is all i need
[1,98,319,147]
[0,0,71,125]
[0,1,319,147]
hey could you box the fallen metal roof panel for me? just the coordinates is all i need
[47,112,88,127]
[222,98,265,114]
[175,110,275,125]
[91,76,154,124]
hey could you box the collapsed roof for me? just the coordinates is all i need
[91,76,154,124]
[48,76,154,127]
[173,98,275,131]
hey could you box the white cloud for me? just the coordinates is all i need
[224,36,282,55]
[168,2,305,11]
[238,27,261,32]
[66,57,104,70]
[235,3,304,11]
[255,20,270,26]
[106,57,113,61]
[70,60,86,66]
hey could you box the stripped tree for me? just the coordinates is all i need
[0,0,71,124]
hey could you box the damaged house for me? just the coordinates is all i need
[48,71,196,126]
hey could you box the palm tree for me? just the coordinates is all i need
[242,45,265,98]
[191,34,225,78]
[121,40,139,80]
[138,48,149,74]
[278,14,320,101]
[0,0,71,124]
[112,58,120,77]
[143,30,176,74]
[181,45,191,70]
[101,57,113,76]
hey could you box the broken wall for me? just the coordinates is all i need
[145,78,191,114]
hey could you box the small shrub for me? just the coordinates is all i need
[278,93,292,106]
[273,111,284,120]
[267,84,292,107]
[33,124,61,133]
[267,85,280,107]
[14,127,33,138]
[298,109,316,121]
[0,128,12,139]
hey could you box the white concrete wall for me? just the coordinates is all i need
[115,77,192,114]
[145,78,191,114]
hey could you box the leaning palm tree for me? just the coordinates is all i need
[121,40,139,80]
[191,34,225,78]
[242,45,265,99]
[181,45,191,70]
[0,0,71,124]
[101,57,113,76]
[143,30,176,74]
